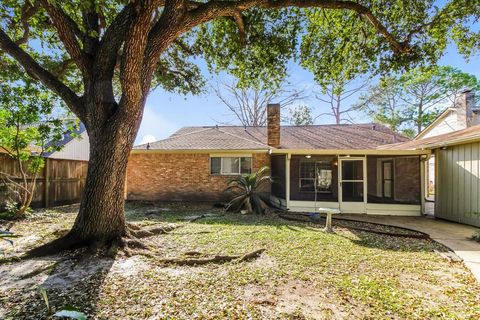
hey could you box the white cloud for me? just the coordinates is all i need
[140,134,156,145]
[135,104,179,145]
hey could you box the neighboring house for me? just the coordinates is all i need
[127,104,430,216]
[381,91,480,227]
[44,123,90,161]
[416,90,479,139]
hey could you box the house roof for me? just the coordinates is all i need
[43,122,86,157]
[378,124,480,150]
[134,123,408,151]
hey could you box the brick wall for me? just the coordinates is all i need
[394,156,421,204]
[126,152,270,202]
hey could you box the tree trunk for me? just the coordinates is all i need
[27,97,143,256]
[70,134,131,242]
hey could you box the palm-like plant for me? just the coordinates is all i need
[225,166,273,214]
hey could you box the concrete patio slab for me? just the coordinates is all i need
[338,214,480,282]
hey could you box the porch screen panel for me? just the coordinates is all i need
[290,155,338,202]
[366,155,421,205]
[271,155,286,199]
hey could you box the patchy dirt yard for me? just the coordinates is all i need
[1,202,480,319]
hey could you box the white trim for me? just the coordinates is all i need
[420,157,426,214]
[209,153,253,158]
[365,203,421,216]
[287,201,421,216]
[289,200,339,213]
[285,154,291,209]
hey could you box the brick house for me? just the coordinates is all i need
[126,103,434,216]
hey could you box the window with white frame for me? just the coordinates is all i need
[210,156,252,175]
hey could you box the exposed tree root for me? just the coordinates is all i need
[24,222,180,259]
[157,248,266,266]
[127,224,179,239]
[186,214,225,223]
[184,251,202,256]
[125,238,151,250]
[187,214,206,222]
[126,222,141,231]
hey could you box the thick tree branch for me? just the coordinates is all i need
[0,29,82,117]
[95,4,135,79]
[141,0,188,93]
[81,1,101,55]
[232,11,247,44]
[38,0,91,74]
[119,2,160,115]
[186,0,411,54]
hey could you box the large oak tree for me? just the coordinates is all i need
[0,0,478,255]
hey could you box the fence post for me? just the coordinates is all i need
[44,158,50,208]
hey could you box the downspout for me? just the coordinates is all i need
[286,152,291,211]
[420,152,432,216]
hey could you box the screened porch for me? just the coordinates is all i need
[270,153,424,215]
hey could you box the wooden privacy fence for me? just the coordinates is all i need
[0,153,88,208]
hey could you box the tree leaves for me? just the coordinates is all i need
[357,66,480,135]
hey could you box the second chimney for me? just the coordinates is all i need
[267,103,280,148]
[456,90,478,127]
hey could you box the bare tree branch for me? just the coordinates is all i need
[214,80,305,126]
[315,77,369,124]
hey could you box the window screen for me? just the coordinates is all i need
[210,157,221,174]
[222,157,240,174]
[210,156,252,175]
[240,157,252,174]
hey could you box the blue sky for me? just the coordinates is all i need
[137,43,480,145]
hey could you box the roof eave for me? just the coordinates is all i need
[270,148,430,155]
[410,135,480,150]
[131,148,271,154]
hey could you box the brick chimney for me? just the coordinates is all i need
[267,103,281,148]
[457,90,479,127]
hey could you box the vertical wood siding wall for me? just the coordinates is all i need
[435,141,480,227]
[0,153,87,208]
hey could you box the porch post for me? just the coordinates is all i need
[420,156,426,215]
[286,153,291,209]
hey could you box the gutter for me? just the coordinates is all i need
[269,149,430,156]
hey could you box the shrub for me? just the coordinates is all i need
[224,166,272,214]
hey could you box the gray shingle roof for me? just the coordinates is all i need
[378,123,480,150]
[134,123,408,151]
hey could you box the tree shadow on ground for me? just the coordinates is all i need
[2,251,115,319]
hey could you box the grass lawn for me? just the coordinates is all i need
[1,202,480,319]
